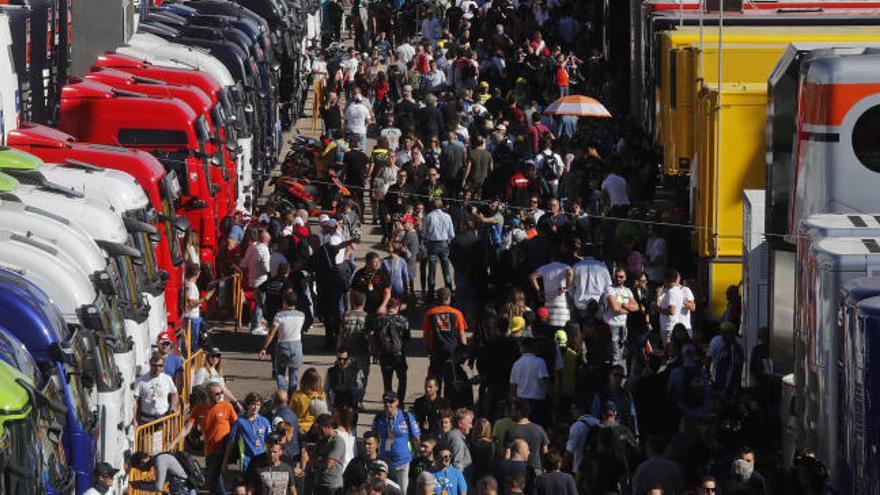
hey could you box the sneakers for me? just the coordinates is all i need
[251,321,268,336]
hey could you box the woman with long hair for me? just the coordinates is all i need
[334,404,358,471]
[469,418,496,483]
[290,367,330,433]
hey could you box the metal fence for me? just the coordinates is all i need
[129,321,205,493]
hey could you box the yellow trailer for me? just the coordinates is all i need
[692,83,767,317]
[657,26,880,176]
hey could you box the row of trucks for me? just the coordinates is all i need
[0,0,320,493]
[640,0,880,491]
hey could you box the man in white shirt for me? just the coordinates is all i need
[395,41,416,64]
[184,263,214,354]
[242,229,272,334]
[510,338,550,402]
[534,140,564,197]
[259,292,306,395]
[134,352,179,425]
[657,269,684,345]
[529,259,573,328]
[680,283,696,337]
[601,169,630,209]
[570,250,613,320]
[344,94,371,152]
[603,268,638,366]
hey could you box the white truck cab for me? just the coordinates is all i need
[35,162,169,348]
[0,14,20,142]
[0,228,131,490]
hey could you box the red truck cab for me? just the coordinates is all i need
[92,53,245,204]
[82,68,236,219]
[57,78,218,266]
[6,122,188,330]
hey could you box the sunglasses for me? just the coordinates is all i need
[160,341,172,346]
[151,362,164,367]
[212,392,224,397]
[440,455,452,461]
[338,356,349,362]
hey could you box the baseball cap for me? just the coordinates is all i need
[293,216,305,226]
[326,218,338,229]
[555,329,568,346]
[382,391,399,401]
[318,214,331,224]
[401,215,416,225]
[602,400,618,416]
[403,84,413,93]
[509,316,525,333]
[536,307,550,319]
[258,213,271,223]
[94,461,119,478]
[208,347,222,357]
[479,81,489,89]
[158,332,172,344]
[371,460,390,473]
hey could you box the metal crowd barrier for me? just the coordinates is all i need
[130,322,205,492]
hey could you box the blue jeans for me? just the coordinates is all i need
[275,341,304,394]
[183,316,203,355]
[426,240,452,295]
[251,285,267,331]
[205,452,226,495]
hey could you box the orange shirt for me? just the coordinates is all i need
[556,66,569,87]
[189,401,238,454]
[421,305,468,352]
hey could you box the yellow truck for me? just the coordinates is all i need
[693,82,767,317]
[657,26,880,176]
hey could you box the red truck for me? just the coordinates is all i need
[7,122,189,330]
[91,53,253,209]
[82,68,235,220]
[57,78,219,266]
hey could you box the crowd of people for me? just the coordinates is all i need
[116,0,839,494]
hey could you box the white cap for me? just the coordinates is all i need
[318,214,331,224]
[293,217,305,226]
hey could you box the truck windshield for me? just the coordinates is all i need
[117,253,143,324]
[133,229,161,292]
[160,173,185,266]
[68,331,97,430]
[1,416,43,494]
[39,380,73,493]
[95,294,131,362]
[194,116,211,156]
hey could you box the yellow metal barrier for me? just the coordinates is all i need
[131,323,206,492]
[233,270,243,333]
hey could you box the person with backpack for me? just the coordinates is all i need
[708,321,746,397]
[130,451,199,494]
[667,344,713,424]
[373,391,421,495]
[170,381,237,494]
[339,291,372,408]
[579,402,639,495]
[370,298,411,401]
[534,139,564,198]
[422,288,468,392]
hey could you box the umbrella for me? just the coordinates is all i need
[543,95,612,117]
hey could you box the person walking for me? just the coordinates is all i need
[339,291,372,407]
[170,381,238,494]
[259,292,306,396]
[422,288,468,392]
[325,347,365,409]
[422,198,455,300]
[430,445,468,495]
[193,347,239,405]
[224,392,272,474]
[343,431,381,489]
[370,298,410,401]
[535,449,577,495]
[373,391,421,495]
[312,413,347,495]
[249,437,298,495]
[508,340,551,426]
[441,408,474,475]
[242,229,272,334]
[290,368,330,433]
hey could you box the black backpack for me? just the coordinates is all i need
[682,366,708,408]
[156,451,206,489]
[373,315,405,355]
[542,153,560,181]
